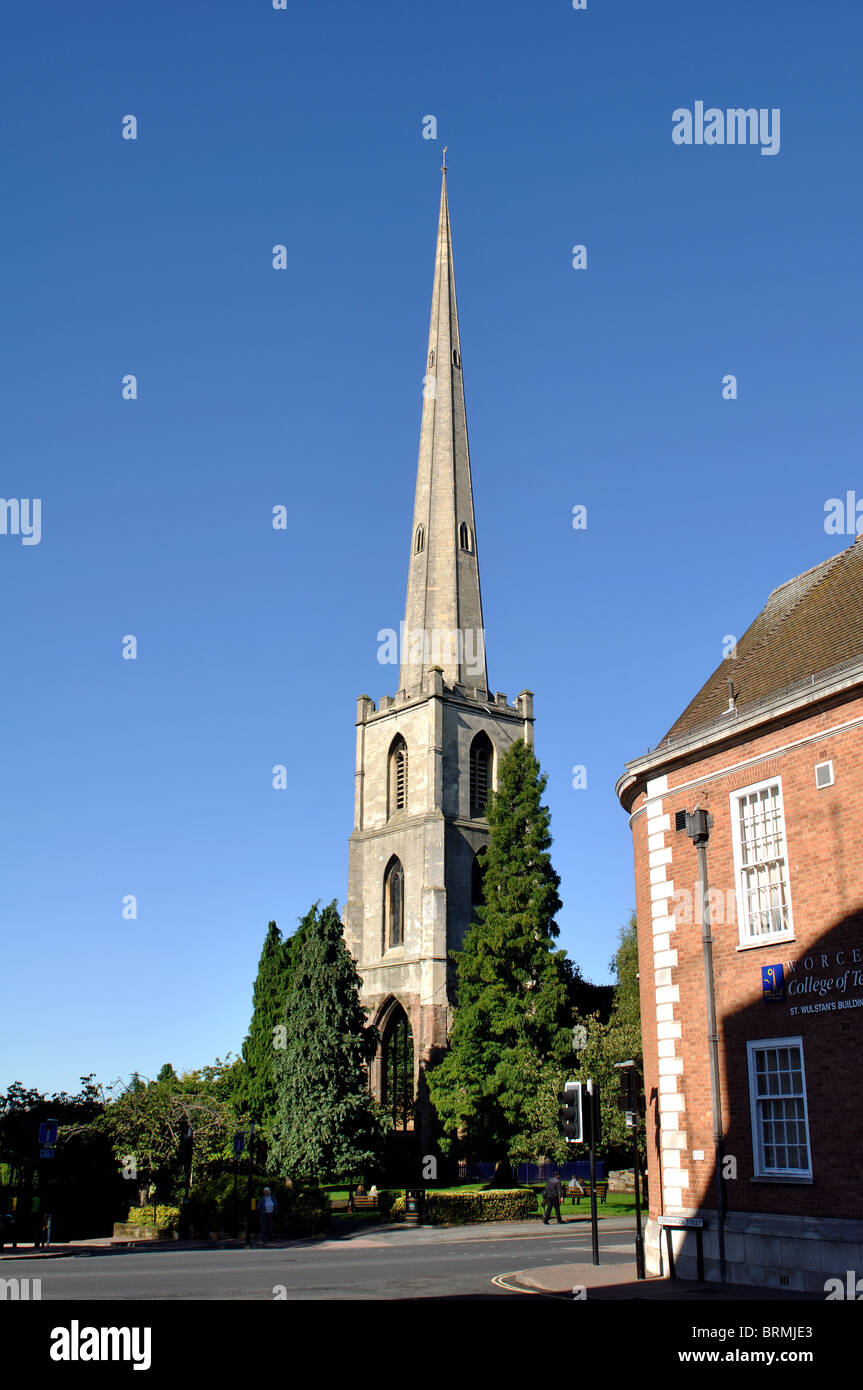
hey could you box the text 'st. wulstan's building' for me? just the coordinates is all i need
[344,169,534,1158]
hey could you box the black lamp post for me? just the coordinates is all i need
[232,1131,245,1240]
[675,805,727,1284]
[244,1121,256,1248]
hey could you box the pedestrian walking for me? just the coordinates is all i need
[542,1172,564,1225]
[258,1187,278,1245]
[0,1211,16,1250]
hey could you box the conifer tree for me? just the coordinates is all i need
[427,739,572,1164]
[269,901,386,1180]
[236,920,295,1131]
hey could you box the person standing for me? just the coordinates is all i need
[258,1187,278,1245]
[542,1172,564,1225]
[0,1211,16,1250]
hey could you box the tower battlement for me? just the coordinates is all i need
[356,683,534,725]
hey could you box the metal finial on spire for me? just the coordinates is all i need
[441,145,447,172]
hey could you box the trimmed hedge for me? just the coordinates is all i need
[125,1204,180,1234]
[390,1189,537,1225]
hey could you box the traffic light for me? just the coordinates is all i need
[616,1065,644,1127]
[557,1082,583,1143]
[585,1079,602,1147]
[178,1124,194,1166]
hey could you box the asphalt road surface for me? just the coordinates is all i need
[2,1218,637,1300]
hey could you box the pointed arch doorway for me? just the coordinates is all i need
[371,997,415,1133]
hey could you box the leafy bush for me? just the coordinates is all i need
[169,1175,330,1237]
[188,1172,239,1231]
[281,1182,331,1235]
[124,1204,180,1233]
[390,1189,536,1225]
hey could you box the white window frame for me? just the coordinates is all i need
[730,775,794,948]
[747,1037,812,1179]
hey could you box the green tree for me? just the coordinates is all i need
[507,1059,572,1166]
[571,912,643,1157]
[427,739,572,1168]
[104,1062,239,1201]
[609,912,640,1029]
[235,921,296,1132]
[269,901,387,1180]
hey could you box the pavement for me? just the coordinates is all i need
[0,1212,588,1258]
[503,1262,816,1300]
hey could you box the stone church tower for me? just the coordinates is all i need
[344,166,535,1164]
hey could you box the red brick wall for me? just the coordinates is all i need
[630,694,863,1221]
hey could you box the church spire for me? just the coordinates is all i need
[399,166,488,694]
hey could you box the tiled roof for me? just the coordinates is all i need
[661,536,863,743]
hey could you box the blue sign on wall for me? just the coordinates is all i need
[762,963,785,1002]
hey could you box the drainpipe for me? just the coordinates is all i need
[679,806,727,1284]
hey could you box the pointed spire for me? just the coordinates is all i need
[399,167,488,694]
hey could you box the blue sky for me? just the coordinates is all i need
[2,0,860,1095]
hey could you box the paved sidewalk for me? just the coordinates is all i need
[0,1235,323,1259]
[0,1212,627,1259]
[509,1261,818,1301]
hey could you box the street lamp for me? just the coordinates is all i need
[244,1121,256,1248]
[675,805,727,1284]
[232,1131,245,1240]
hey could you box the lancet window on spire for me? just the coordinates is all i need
[452,348,460,368]
[414,525,425,554]
[459,521,473,553]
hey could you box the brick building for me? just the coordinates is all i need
[616,536,863,1290]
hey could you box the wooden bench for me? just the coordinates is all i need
[569,1181,608,1205]
[350,1194,378,1212]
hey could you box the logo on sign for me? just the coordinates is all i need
[762,963,785,1002]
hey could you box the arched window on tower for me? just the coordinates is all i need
[414,524,425,554]
[452,347,460,368]
[459,521,473,553]
[469,732,493,817]
[384,857,405,949]
[388,736,408,817]
[382,1003,414,1130]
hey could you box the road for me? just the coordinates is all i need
[1,1218,637,1300]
